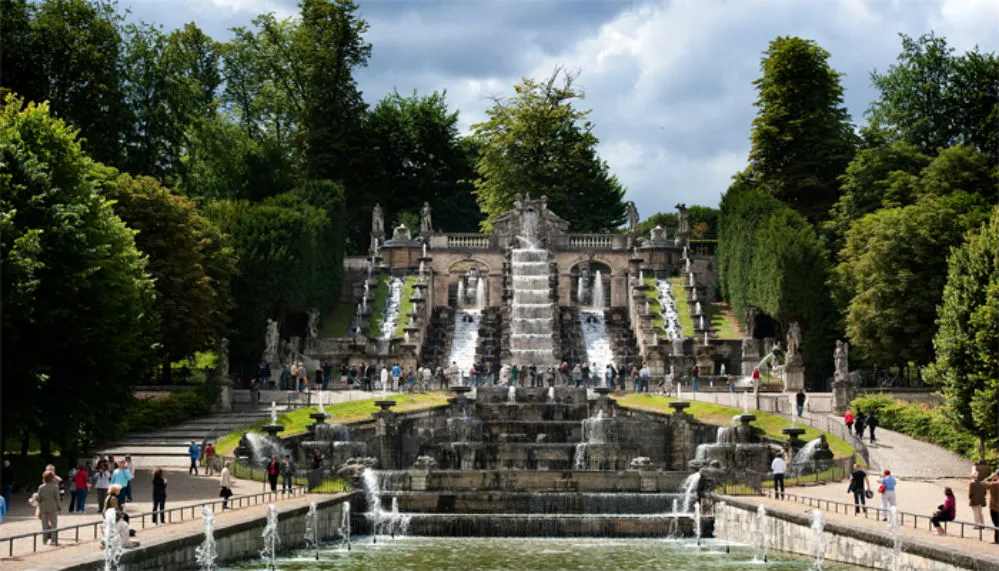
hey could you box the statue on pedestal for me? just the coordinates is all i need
[626,201,639,233]
[834,340,849,381]
[674,203,689,246]
[218,338,230,382]
[263,319,279,364]
[307,308,319,339]
[785,321,802,365]
[420,202,433,235]
[372,203,385,238]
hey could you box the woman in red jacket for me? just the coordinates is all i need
[931,487,956,535]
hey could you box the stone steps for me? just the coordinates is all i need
[398,513,709,538]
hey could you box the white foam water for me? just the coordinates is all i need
[103,508,123,571]
[810,509,825,571]
[195,506,217,571]
[447,310,482,374]
[578,310,614,381]
[260,505,279,568]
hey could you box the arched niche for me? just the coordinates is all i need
[569,261,611,307]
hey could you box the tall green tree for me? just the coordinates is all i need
[924,211,998,458]
[833,195,982,367]
[1,96,155,452]
[103,174,236,383]
[867,33,999,161]
[472,69,626,232]
[748,36,856,223]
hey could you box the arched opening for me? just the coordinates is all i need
[569,261,611,308]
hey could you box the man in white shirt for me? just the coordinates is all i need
[771,453,787,499]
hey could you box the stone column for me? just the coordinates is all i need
[740,338,761,377]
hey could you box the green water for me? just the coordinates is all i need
[225,537,859,570]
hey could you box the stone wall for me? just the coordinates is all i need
[63,494,356,571]
[714,498,999,571]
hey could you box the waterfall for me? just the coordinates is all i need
[304,502,319,560]
[655,279,683,340]
[260,505,279,569]
[103,508,123,571]
[577,274,586,305]
[810,509,826,571]
[547,387,555,403]
[362,468,384,540]
[667,499,680,538]
[790,438,822,475]
[680,472,700,513]
[447,310,482,374]
[195,506,217,571]
[475,278,485,310]
[457,280,466,306]
[752,505,768,562]
[693,502,702,545]
[508,385,516,404]
[592,271,605,310]
[340,502,352,551]
[578,311,614,379]
[510,246,555,366]
[379,277,405,339]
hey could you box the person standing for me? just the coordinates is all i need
[982,470,999,544]
[123,456,134,502]
[37,471,61,545]
[579,362,590,389]
[92,461,111,515]
[110,460,133,507]
[854,411,866,440]
[204,443,217,476]
[380,365,389,391]
[390,363,402,391]
[878,469,898,519]
[847,463,871,514]
[640,364,651,393]
[67,465,79,513]
[280,455,295,493]
[969,470,986,526]
[795,389,806,418]
[151,468,167,524]
[770,453,786,500]
[73,464,90,513]
[631,366,640,392]
[188,440,201,475]
[267,457,279,492]
[219,462,233,510]
[867,413,879,444]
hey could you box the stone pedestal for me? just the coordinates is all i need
[783,362,805,391]
[740,338,760,376]
[375,403,398,469]
[217,383,233,413]
[831,378,856,414]
[410,470,430,491]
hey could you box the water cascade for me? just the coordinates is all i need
[578,310,614,378]
[195,506,217,571]
[592,271,605,310]
[458,280,466,306]
[547,386,555,403]
[667,499,680,538]
[508,385,517,403]
[577,274,587,306]
[693,502,702,546]
[810,509,826,571]
[379,277,405,339]
[789,437,833,476]
[655,280,683,340]
[752,505,768,562]
[447,310,482,376]
[305,502,319,560]
[574,409,616,470]
[885,506,903,571]
[260,505,279,570]
[475,278,486,310]
[680,472,700,513]
[509,211,555,366]
[103,508,123,571]
[340,502,352,551]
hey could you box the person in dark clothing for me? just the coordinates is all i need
[151,468,167,524]
[847,464,870,514]
[267,457,279,492]
[795,389,806,418]
[854,412,866,440]
[311,449,323,470]
[867,413,879,443]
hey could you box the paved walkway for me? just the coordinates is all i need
[3,491,334,570]
[0,469,270,558]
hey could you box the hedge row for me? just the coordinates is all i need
[851,394,995,462]
[123,383,221,434]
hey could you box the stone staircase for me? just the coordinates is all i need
[475,307,503,366]
[558,306,586,365]
[421,305,454,368]
[605,307,640,372]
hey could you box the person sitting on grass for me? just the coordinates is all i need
[930,487,956,536]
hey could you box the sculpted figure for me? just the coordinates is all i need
[372,203,385,237]
[420,202,433,235]
[627,201,639,233]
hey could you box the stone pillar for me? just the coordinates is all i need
[374,403,398,469]
[783,363,805,391]
[740,338,760,377]
[831,377,856,414]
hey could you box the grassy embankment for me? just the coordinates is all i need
[365,275,390,337]
[215,392,450,455]
[392,276,419,338]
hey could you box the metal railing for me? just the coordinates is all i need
[1,485,307,557]
[761,489,999,543]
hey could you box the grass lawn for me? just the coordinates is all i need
[392,276,419,338]
[615,394,855,460]
[366,275,390,337]
[706,302,742,340]
[320,302,356,338]
[230,461,351,492]
[215,392,450,455]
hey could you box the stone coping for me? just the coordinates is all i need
[717,496,999,571]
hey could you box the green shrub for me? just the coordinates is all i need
[123,383,220,434]
[851,395,995,461]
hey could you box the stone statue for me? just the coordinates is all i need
[263,319,279,364]
[834,340,849,381]
[626,201,639,233]
[786,321,802,364]
[743,308,758,339]
[372,203,385,238]
[420,202,433,235]
[307,308,319,339]
[650,225,666,243]
[218,337,230,382]
[391,224,411,241]
[675,202,689,245]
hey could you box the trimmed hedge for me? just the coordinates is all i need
[851,394,996,462]
[123,383,221,434]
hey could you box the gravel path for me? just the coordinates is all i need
[853,424,973,479]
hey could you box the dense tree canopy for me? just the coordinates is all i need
[924,211,998,457]
[636,206,719,241]
[747,36,857,224]
[472,69,626,232]
[1,97,155,451]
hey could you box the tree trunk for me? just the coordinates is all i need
[20,429,29,457]
[162,359,173,385]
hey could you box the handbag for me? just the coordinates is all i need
[865,490,874,499]
[877,483,886,494]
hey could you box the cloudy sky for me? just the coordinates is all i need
[128,0,996,218]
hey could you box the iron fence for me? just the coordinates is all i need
[1,485,307,558]
[761,489,999,543]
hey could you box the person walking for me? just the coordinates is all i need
[982,470,999,544]
[37,471,61,545]
[631,366,640,392]
[204,443,217,476]
[867,412,879,444]
[188,440,201,476]
[123,456,135,503]
[854,411,866,440]
[844,410,854,433]
[770,453,786,500]
[877,469,898,519]
[930,488,956,535]
[219,462,233,510]
[847,463,871,514]
[267,457,279,492]
[73,464,89,513]
[92,461,111,515]
[969,470,986,526]
[795,389,806,418]
[280,455,295,493]
[151,468,167,524]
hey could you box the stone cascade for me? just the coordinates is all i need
[420,306,454,368]
[558,306,587,365]
[507,247,559,367]
[604,308,640,374]
[474,307,503,368]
